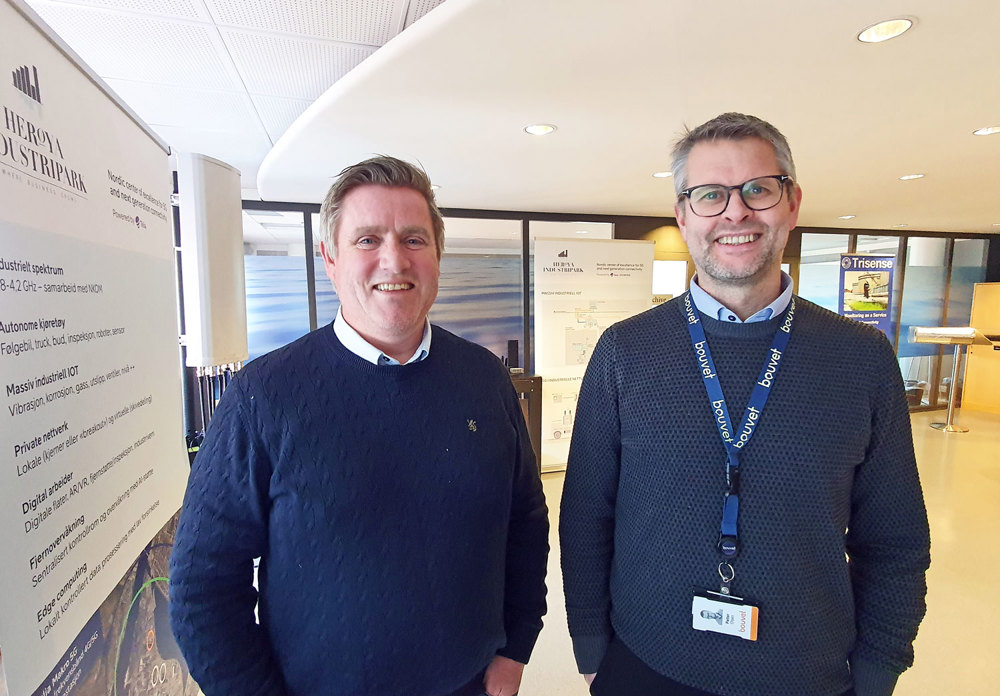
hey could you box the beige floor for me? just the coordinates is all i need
[519,408,1000,696]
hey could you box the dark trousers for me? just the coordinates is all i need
[442,668,487,696]
[590,637,856,696]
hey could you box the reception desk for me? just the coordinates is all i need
[964,283,1000,414]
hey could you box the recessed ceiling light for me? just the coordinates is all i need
[524,123,557,136]
[892,224,909,228]
[652,171,673,178]
[575,230,589,234]
[838,215,856,220]
[973,126,1000,136]
[858,18,913,43]
[899,173,925,181]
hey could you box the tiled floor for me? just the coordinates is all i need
[519,408,1000,695]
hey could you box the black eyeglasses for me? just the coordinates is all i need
[679,175,792,217]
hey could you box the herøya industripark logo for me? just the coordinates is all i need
[12,64,41,104]
[2,67,88,195]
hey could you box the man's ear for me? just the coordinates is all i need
[675,202,688,239]
[320,241,336,281]
[787,183,803,231]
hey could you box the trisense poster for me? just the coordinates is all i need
[838,254,895,335]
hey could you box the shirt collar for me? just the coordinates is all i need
[333,307,432,365]
[689,271,793,324]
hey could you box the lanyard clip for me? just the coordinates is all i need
[726,455,740,495]
[718,562,735,595]
[718,534,739,558]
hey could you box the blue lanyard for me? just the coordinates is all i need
[683,292,795,560]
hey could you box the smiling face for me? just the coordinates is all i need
[675,137,801,294]
[321,184,440,361]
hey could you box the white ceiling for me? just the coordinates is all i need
[25,0,1000,234]
[24,0,447,199]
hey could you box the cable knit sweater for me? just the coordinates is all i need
[170,324,548,696]
[560,296,929,696]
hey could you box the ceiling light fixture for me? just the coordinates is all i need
[899,173,925,181]
[524,123,557,136]
[892,224,909,228]
[838,215,856,220]
[973,126,1000,136]
[575,230,589,234]
[858,18,914,43]
[652,171,672,178]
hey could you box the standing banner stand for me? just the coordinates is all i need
[0,2,191,694]
[838,254,895,336]
[533,238,653,471]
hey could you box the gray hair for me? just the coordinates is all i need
[319,155,445,258]
[670,113,796,198]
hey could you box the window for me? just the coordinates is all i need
[798,233,849,312]
[242,210,311,361]
[432,217,523,362]
[896,238,948,406]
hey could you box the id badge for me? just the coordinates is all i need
[692,592,759,640]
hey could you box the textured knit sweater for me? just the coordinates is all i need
[559,296,930,696]
[169,324,549,696]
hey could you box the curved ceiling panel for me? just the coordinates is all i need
[258,0,1000,233]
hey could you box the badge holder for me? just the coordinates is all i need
[691,562,759,641]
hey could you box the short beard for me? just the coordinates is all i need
[698,224,780,286]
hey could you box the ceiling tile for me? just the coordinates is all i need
[221,29,376,100]
[105,79,259,132]
[405,0,447,27]
[27,0,210,21]
[250,95,313,142]
[154,124,271,181]
[28,2,240,89]
[205,0,400,45]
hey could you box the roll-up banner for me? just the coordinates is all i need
[533,238,654,471]
[0,2,190,695]
[838,254,896,336]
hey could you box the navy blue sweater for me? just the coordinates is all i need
[560,297,929,696]
[169,324,548,696]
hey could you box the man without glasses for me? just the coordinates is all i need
[560,112,930,696]
[170,156,548,696]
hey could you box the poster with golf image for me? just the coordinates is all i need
[838,254,895,335]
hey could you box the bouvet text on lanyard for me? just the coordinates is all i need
[684,292,795,641]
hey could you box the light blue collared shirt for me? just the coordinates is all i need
[333,307,432,365]
[689,272,794,323]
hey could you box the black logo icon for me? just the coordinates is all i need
[12,64,41,103]
[557,249,568,258]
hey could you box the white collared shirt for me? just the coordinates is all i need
[689,272,794,323]
[333,307,432,365]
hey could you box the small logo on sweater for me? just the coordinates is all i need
[467,419,477,432]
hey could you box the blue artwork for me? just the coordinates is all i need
[896,265,947,357]
[243,255,311,361]
[245,254,522,363]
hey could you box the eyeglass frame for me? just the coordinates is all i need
[678,175,793,218]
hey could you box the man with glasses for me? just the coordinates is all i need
[560,113,930,695]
